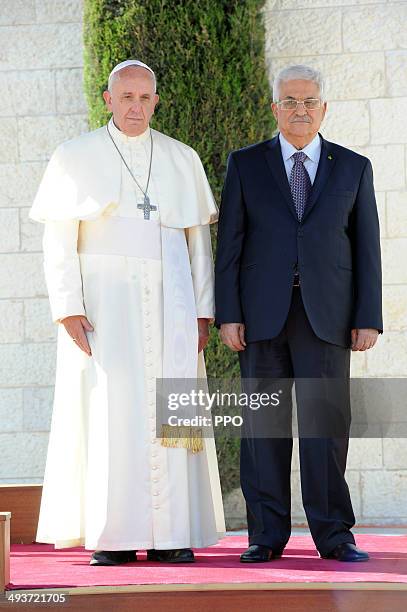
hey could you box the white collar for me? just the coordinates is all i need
[108,117,151,144]
[279,132,321,163]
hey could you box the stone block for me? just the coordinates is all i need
[0,0,36,25]
[386,51,407,97]
[366,331,407,377]
[0,432,49,478]
[347,438,383,470]
[268,53,385,101]
[0,343,56,386]
[345,470,362,520]
[0,162,46,207]
[0,477,43,484]
[264,9,341,58]
[343,5,407,53]
[0,70,55,117]
[383,439,407,470]
[387,191,407,238]
[0,24,83,71]
[18,114,88,161]
[350,352,367,377]
[24,298,56,342]
[0,389,24,432]
[352,145,405,191]
[0,209,19,252]
[291,437,300,471]
[322,100,369,147]
[35,0,83,23]
[0,300,24,343]
[361,470,407,518]
[375,191,386,238]
[383,285,407,331]
[23,387,54,431]
[0,119,19,163]
[0,254,46,298]
[56,68,87,114]
[371,98,407,145]
[291,470,306,521]
[381,238,407,284]
[20,207,44,252]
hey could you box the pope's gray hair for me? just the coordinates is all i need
[272,65,325,102]
[108,66,157,93]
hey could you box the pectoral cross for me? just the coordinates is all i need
[137,194,157,220]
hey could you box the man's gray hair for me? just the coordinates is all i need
[273,65,325,102]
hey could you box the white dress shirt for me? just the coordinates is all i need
[279,132,321,185]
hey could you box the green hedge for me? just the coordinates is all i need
[83,0,275,495]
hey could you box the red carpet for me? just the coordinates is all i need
[8,535,407,589]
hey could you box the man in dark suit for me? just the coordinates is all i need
[215,65,382,563]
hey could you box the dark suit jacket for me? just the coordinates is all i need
[214,133,383,348]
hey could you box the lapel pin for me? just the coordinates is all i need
[328,154,333,160]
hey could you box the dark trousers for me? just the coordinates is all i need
[238,287,356,556]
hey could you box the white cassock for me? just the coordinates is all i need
[29,118,226,550]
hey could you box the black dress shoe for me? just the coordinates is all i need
[240,544,283,563]
[321,543,369,562]
[147,548,195,563]
[89,550,137,566]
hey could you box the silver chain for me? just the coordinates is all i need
[106,122,153,200]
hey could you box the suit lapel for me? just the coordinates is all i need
[302,135,336,222]
[263,136,298,222]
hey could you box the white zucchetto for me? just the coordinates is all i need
[108,59,156,91]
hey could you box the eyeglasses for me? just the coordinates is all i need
[277,98,322,111]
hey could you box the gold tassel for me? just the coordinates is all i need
[160,424,204,453]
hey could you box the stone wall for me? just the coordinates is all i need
[225,0,407,529]
[0,0,87,483]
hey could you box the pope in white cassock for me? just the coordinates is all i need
[29,59,226,566]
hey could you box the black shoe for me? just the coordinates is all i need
[240,544,283,563]
[321,543,369,562]
[147,548,195,563]
[89,550,137,566]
